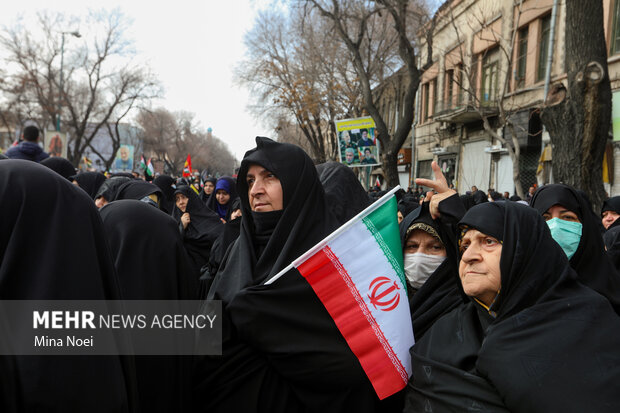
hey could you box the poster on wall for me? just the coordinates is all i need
[113,144,134,172]
[44,131,67,158]
[334,116,380,167]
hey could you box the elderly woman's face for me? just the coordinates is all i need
[405,229,446,257]
[459,229,502,307]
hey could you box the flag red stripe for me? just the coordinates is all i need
[298,246,407,400]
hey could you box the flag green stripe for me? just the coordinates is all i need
[362,197,405,287]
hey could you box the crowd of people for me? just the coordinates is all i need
[2,129,620,412]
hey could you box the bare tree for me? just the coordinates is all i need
[541,1,610,211]
[0,9,161,166]
[306,0,427,187]
[138,107,236,176]
[237,7,363,163]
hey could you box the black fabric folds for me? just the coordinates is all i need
[315,161,370,225]
[196,137,391,412]
[0,160,137,412]
[114,181,163,205]
[72,171,106,199]
[96,176,132,202]
[39,156,75,180]
[605,225,620,273]
[402,195,466,341]
[172,185,223,272]
[530,184,620,313]
[100,200,198,412]
[153,175,176,214]
[405,201,620,412]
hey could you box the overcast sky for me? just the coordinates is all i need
[1,0,273,160]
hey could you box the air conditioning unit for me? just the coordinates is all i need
[484,145,508,154]
[430,146,448,155]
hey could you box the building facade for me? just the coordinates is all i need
[413,0,620,196]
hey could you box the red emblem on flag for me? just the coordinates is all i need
[368,276,400,312]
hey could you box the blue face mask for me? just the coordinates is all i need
[546,217,582,260]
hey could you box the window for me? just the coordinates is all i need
[432,79,438,115]
[445,69,454,109]
[537,14,551,82]
[515,26,528,89]
[422,82,430,121]
[456,63,463,105]
[612,0,620,55]
[481,48,499,105]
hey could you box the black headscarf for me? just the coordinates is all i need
[114,180,163,209]
[71,171,106,199]
[459,193,475,210]
[153,175,176,214]
[39,156,75,180]
[0,160,137,411]
[100,200,198,412]
[605,225,620,274]
[95,176,132,202]
[196,137,393,412]
[401,196,466,341]
[602,196,620,230]
[315,161,370,225]
[200,177,217,204]
[405,201,620,412]
[206,176,238,221]
[172,185,223,273]
[471,190,488,205]
[530,184,620,313]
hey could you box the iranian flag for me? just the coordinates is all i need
[266,186,414,399]
[146,158,155,178]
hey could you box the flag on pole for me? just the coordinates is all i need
[139,155,147,171]
[182,154,192,178]
[266,187,413,400]
[146,158,155,178]
[375,176,381,188]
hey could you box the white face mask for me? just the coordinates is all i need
[404,252,446,290]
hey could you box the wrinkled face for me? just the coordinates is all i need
[216,189,230,206]
[405,229,446,257]
[120,147,129,160]
[459,229,502,307]
[345,151,354,163]
[342,131,350,144]
[203,181,215,195]
[175,193,188,212]
[602,210,620,230]
[362,131,368,140]
[542,204,580,223]
[247,164,283,212]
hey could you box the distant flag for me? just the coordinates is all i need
[266,187,413,399]
[139,155,147,171]
[146,158,155,178]
[375,176,381,188]
[82,156,93,168]
[182,154,192,178]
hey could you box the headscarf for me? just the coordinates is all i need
[100,200,198,412]
[602,196,620,230]
[172,185,223,272]
[471,190,488,205]
[206,176,238,221]
[459,193,475,210]
[0,160,136,411]
[315,161,370,225]
[197,137,388,412]
[71,171,106,199]
[200,177,217,204]
[404,201,620,412]
[95,176,132,202]
[114,180,163,208]
[604,225,620,273]
[153,175,176,214]
[39,156,75,180]
[401,196,466,340]
[530,184,620,313]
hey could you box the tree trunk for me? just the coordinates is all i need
[540,0,610,211]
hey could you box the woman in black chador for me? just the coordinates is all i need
[100,200,198,412]
[195,137,398,412]
[172,185,223,273]
[0,160,137,412]
[404,201,620,412]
